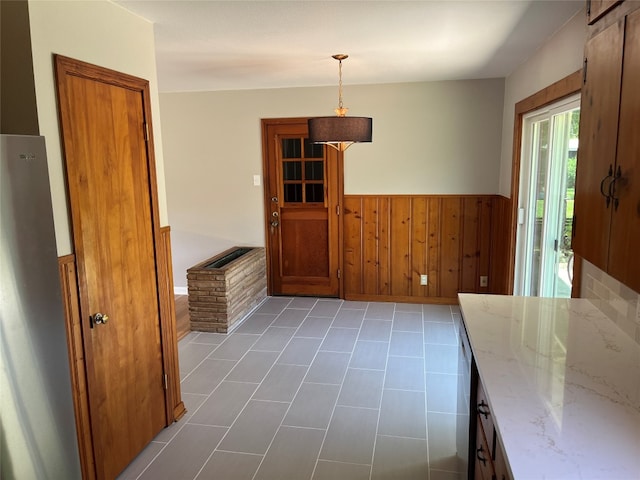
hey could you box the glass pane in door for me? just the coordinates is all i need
[526,119,550,296]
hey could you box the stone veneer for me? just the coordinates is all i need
[187,247,266,333]
[581,259,640,345]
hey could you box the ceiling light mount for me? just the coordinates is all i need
[308,54,372,152]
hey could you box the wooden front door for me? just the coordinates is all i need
[55,56,167,479]
[262,118,342,297]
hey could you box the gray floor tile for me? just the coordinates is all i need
[309,300,342,317]
[378,389,427,439]
[117,441,164,480]
[312,460,371,480]
[283,383,340,429]
[430,469,463,480]
[295,316,333,338]
[337,368,385,409]
[371,435,429,480]
[349,341,388,370]
[359,320,392,342]
[217,400,288,454]
[395,303,423,313]
[189,381,258,426]
[180,358,237,395]
[191,332,227,345]
[234,313,277,334]
[138,424,227,480]
[252,364,308,402]
[319,406,378,465]
[277,337,322,365]
[365,302,395,319]
[121,297,464,480]
[423,304,455,323]
[340,300,368,310]
[195,451,262,480]
[251,326,296,351]
[181,392,209,420]
[425,343,459,374]
[332,308,365,328]
[320,327,358,352]
[393,311,424,332]
[305,351,350,384]
[424,321,458,345]
[427,412,463,473]
[209,334,259,361]
[289,297,319,309]
[178,342,219,374]
[254,426,325,480]
[385,356,425,391]
[226,351,279,383]
[426,373,458,413]
[256,297,292,314]
[389,331,424,357]
[450,304,461,315]
[273,307,310,327]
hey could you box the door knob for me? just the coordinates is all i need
[91,312,109,327]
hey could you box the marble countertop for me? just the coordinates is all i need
[458,294,640,480]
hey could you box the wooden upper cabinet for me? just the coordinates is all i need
[587,0,622,24]
[607,8,640,291]
[574,4,640,292]
[573,20,624,272]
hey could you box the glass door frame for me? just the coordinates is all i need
[514,94,580,297]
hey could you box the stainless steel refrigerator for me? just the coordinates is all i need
[0,134,81,479]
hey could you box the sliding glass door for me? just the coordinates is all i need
[515,95,580,297]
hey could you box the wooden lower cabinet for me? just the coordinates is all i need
[473,380,512,480]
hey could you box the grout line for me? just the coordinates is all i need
[367,302,396,480]
[250,298,337,480]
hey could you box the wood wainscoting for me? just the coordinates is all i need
[343,195,511,303]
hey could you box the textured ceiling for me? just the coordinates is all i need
[115,0,583,93]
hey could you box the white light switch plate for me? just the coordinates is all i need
[420,274,428,286]
[253,175,261,186]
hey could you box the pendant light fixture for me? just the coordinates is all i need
[308,54,373,152]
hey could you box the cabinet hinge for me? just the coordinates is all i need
[144,122,150,141]
[336,205,340,215]
[337,268,341,279]
[583,58,588,84]
[163,373,168,390]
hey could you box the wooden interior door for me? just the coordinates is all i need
[55,56,167,479]
[262,118,342,296]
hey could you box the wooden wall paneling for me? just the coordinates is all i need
[58,254,96,480]
[427,197,442,298]
[343,196,363,294]
[411,197,428,297]
[440,197,463,298]
[362,196,379,295]
[378,197,391,295]
[461,198,480,292]
[342,194,499,302]
[390,197,412,296]
[489,196,511,294]
[158,226,186,422]
[478,198,493,294]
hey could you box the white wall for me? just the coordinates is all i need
[498,9,586,197]
[28,0,168,255]
[160,79,505,288]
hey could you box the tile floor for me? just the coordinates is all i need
[118,297,465,480]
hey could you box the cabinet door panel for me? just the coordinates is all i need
[588,0,622,24]
[609,9,640,292]
[573,20,624,271]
